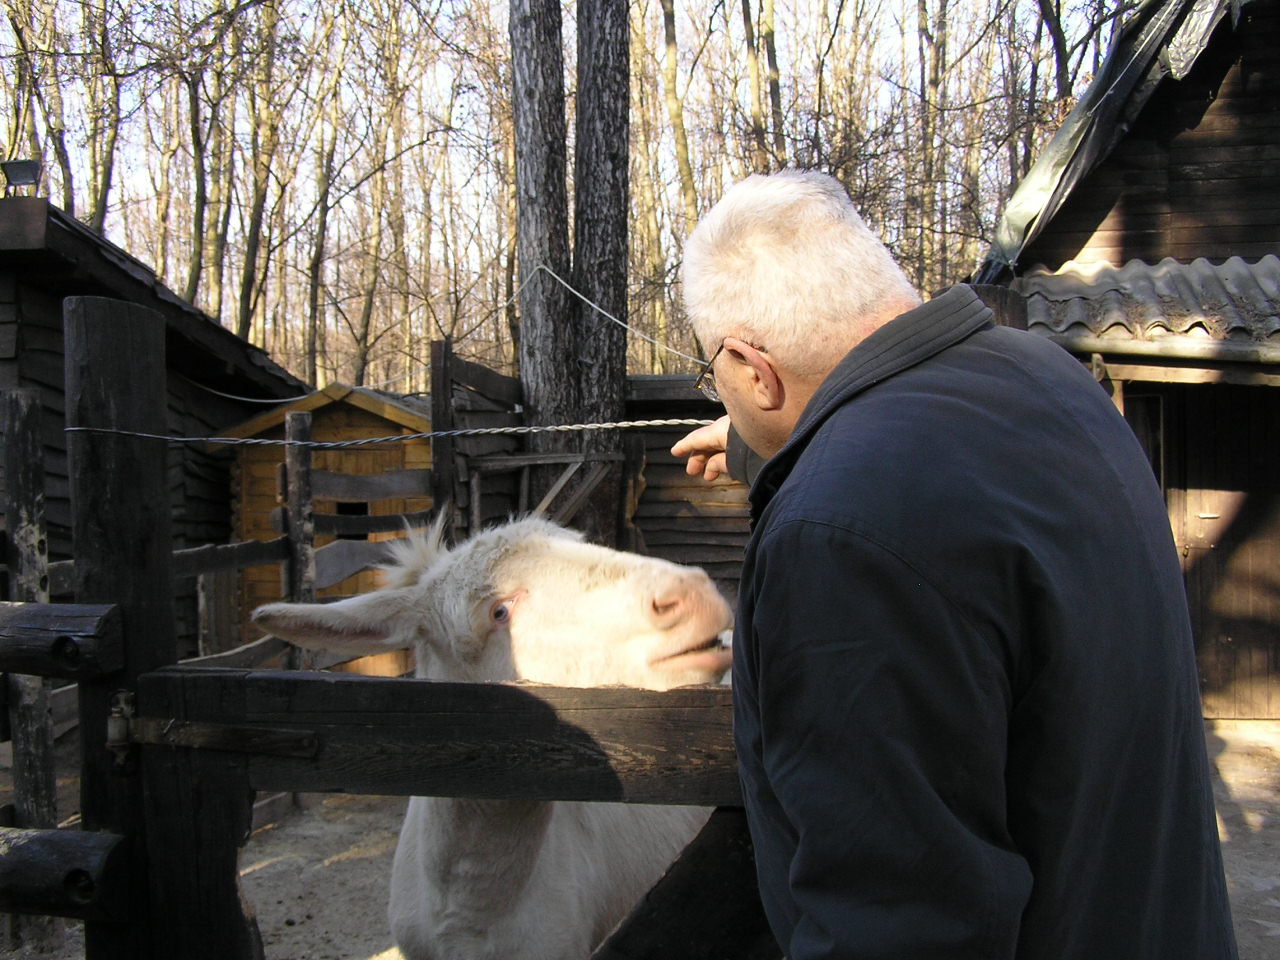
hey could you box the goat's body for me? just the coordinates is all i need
[254,517,731,959]
[392,797,707,960]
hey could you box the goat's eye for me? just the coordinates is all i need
[491,599,514,624]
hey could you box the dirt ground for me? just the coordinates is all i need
[4,720,1279,960]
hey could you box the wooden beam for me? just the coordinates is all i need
[172,537,291,579]
[0,603,122,679]
[137,668,739,806]
[448,352,521,407]
[429,340,459,539]
[0,827,128,922]
[2,387,62,949]
[313,538,393,590]
[590,808,779,960]
[65,295,177,959]
[284,412,316,605]
[311,468,432,501]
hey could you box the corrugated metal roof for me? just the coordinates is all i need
[1011,256,1280,360]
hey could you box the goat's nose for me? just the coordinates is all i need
[650,589,689,629]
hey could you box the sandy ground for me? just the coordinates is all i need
[4,720,1279,959]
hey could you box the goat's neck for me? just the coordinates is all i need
[416,796,551,898]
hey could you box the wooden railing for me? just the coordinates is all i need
[0,297,777,959]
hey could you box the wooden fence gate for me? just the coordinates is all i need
[0,297,778,959]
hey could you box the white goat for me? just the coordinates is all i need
[253,515,733,960]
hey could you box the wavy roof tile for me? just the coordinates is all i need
[1011,256,1280,362]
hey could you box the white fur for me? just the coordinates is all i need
[253,516,733,960]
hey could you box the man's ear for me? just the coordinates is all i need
[724,337,783,411]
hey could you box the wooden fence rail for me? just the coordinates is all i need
[0,297,776,960]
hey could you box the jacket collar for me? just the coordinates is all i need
[749,284,994,516]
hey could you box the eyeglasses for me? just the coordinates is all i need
[694,342,726,402]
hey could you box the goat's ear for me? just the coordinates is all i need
[253,589,417,654]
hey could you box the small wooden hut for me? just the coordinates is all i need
[215,383,433,647]
[979,0,1280,718]
[0,196,307,654]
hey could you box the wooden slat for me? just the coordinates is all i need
[65,295,176,958]
[179,635,292,671]
[590,808,779,960]
[307,509,433,537]
[313,538,394,590]
[0,603,122,680]
[137,668,739,805]
[0,827,129,922]
[172,537,290,579]
[311,468,432,501]
[449,352,521,406]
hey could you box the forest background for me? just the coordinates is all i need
[1,0,1135,391]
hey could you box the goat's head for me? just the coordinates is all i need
[253,515,733,690]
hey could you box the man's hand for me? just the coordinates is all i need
[671,415,732,481]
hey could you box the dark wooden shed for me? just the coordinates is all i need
[980,0,1280,718]
[0,197,308,654]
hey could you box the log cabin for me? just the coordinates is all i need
[978,0,1280,718]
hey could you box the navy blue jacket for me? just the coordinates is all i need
[733,285,1237,959]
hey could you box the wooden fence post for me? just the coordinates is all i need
[2,388,62,950]
[430,339,459,540]
[65,297,177,959]
[285,411,316,605]
[284,412,315,673]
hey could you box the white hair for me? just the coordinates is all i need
[681,170,920,376]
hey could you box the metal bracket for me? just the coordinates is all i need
[130,717,320,758]
[105,690,135,767]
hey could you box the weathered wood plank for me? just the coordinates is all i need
[2,388,63,948]
[315,509,433,537]
[311,468,432,501]
[284,413,316,605]
[449,351,522,407]
[172,537,291,579]
[273,508,435,537]
[0,827,128,922]
[0,603,122,679]
[313,538,394,590]
[179,635,292,671]
[431,341,460,539]
[625,374,704,402]
[47,536,292,594]
[65,295,177,959]
[135,669,739,806]
[140,676,262,959]
[590,807,780,960]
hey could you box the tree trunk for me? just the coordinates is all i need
[572,0,629,545]
[660,0,698,231]
[237,0,282,340]
[509,0,575,433]
[740,0,768,170]
[762,0,785,165]
[182,73,207,303]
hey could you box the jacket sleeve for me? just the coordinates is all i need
[734,518,1032,959]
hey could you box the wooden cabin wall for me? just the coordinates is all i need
[0,264,285,654]
[233,405,432,646]
[430,343,522,541]
[0,274,72,562]
[167,375,266,655]
[625,377,750,603]
[1128,381,1280,718]
[631,426,750,604]
[1019,0,1280,269]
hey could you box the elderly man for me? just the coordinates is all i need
[673,170,1236,959]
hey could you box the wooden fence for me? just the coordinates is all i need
[0,297,777,959]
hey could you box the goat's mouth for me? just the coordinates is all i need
[650,632,733,675]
